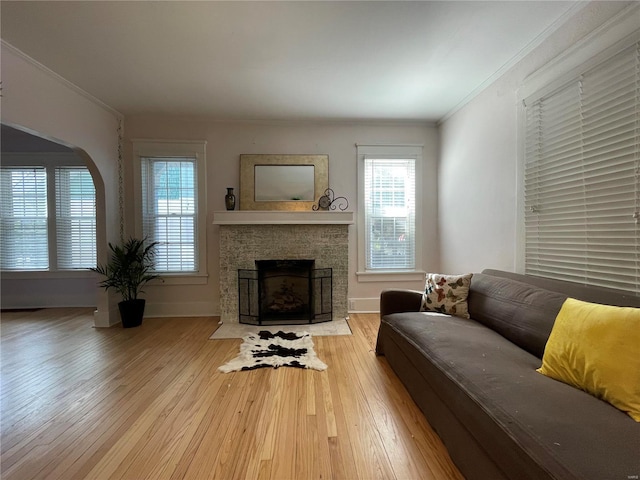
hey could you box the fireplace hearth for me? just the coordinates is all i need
[238,259,332,325]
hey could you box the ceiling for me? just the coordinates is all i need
[1,1,582,123]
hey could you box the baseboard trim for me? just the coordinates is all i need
[143,301,217,318]
[348,297,380,313]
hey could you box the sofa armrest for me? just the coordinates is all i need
[380,289,423,317]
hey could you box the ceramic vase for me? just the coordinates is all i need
[225,187,236,211]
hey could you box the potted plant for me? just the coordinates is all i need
[91,237,160,328]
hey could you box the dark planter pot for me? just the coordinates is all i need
[118,299,145,328]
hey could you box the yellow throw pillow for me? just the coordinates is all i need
[537,298,640,422]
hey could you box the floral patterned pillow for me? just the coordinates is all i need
[420,273,473,319]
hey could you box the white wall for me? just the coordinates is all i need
[124,116,439,315]
[1,42,122,326]
[437,1,632,274]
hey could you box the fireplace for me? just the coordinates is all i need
[214,211,352,324]
[238,259,332,325]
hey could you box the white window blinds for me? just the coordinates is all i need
[55,167,97,269]
[0,167,49,270]
[141,157,197,272]
[524,41,640,292]
[364,158,416,270]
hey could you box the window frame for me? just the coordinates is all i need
[356,144,425,283]
[0,152,96,276]
[132,139,207,284]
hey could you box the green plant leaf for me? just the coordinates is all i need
[90,237,160,301]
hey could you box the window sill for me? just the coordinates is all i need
[356,270,426,283]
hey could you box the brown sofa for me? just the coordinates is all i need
[376,269,640,480]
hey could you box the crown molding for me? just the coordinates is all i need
[520,2,640,103]
[439,1,590,125]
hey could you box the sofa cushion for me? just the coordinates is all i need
[468,273,567,358]
[538,298,640,421]
[379,312,640,480]
[482,269,640,307]
[420,272,473,318]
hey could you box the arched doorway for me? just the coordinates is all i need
[0,124,109,324]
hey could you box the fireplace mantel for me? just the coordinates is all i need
[212,210,354,225]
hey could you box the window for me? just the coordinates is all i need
[141,157,196,272]
[0,164,96,271]
[55,167,97,269]
[365,158,416,269]
[522,41,639,293]
[0,167,49,270]
[357,145,422,277]
[133,140,207,277]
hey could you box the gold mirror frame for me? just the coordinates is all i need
[239,154,329,211]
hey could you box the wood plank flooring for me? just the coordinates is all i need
[1,309,463,480]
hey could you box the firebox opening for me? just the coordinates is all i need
[238,259,333,325]
[257,259,314,322]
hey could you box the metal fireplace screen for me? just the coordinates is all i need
[238,262,332,325]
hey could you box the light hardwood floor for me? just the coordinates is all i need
[1,309,463,480]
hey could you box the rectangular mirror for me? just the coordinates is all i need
[240,154,328,210]
[254,165,315,201]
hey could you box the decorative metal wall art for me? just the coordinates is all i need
[312,189,349,211]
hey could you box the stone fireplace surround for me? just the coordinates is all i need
[213,211,353,324]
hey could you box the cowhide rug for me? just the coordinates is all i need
[218,330,327,373]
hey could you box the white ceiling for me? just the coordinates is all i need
[1,1,581,122]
